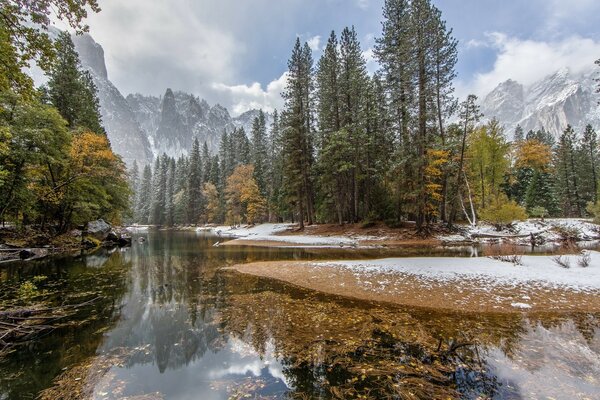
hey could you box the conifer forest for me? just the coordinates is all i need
[2,1,600,400]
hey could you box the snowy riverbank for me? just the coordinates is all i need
[196,219,600,249]
[439,218,600,244]
[197,223,376,247]
[318,251,600,292]
[231,251,600,312]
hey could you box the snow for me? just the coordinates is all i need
[317,251,600,291]
[197,223,363,247]
[439,218,600,243]
[510,302,532,309]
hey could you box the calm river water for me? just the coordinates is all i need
[0,231,598,399]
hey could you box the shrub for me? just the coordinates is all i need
[487,242,523,265]
[553,226,580,242]
[578,251,591,268]
[528,206,548,220]
[480,197,527,231]
[586,202,600,224]
[552,255,571,269]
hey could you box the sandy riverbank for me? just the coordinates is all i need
[229,252,600,313]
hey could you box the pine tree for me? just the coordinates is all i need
[45,32,104,134]
[137,164,153,224]
[251,110,268,196]
[201,141,210,183]
[281,38,316,228]
[554,126,583,217]
[165,157,176,226]
[128,161,140,218]
[579,124,599,205]
[187,138,203,224]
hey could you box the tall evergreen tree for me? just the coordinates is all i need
[555,126,583,217]
[251,111,269,197]
[579,124,599,205]
[187,138,203,224]
[137,164,153,224]
[281,38,316,228]
[45,32,104,134]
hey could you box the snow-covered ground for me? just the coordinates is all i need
[197,223,372,247]
[440,219,600,243]
[318,251,600,292]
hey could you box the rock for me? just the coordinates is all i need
[19,249,35,260]
[106,231,119,242]
[18,248,49,260]
[86,219,112,240]
[118,235,132,247]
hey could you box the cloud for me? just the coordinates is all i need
[356,0,370,10]
[83,0,241,97]
[362,48,378,74]
[457,33,600,99]
[307,35,322,51]
[210,72,288,116]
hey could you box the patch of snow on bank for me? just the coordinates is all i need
[319,251,600,291]
[438,218,600,242]
[197,223,360,246]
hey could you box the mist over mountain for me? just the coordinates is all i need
[73,34,271,166]
[481,67,600,138]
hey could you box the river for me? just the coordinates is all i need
[0,230,598,399]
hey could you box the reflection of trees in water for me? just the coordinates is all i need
[0,250,131,400]
[213,272,600,399]
[10,231,598,399]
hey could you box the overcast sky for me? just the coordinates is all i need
[53,0,600,116]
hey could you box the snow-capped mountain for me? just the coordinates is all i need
[126,91,272,159]
[481,67,600,138]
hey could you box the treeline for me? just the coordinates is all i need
[129,0,600,228]
[0,4,129,232]
[129,112,280,226]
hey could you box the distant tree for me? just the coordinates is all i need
[137,165,153,224]
[187,138,203,224]
[225,165,266,226]
[202,182,221,223]
[579,124,598,205]
[251,110,269,196]
[554,126,583,217]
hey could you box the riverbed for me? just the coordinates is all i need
[0,230,599,399]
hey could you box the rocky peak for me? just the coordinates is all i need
[481,66,599,139]
[71,34,108,79]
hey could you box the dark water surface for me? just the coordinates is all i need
[0,231,598,399]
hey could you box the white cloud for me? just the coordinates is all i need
[83,0,242,96]
[457,33,600,99]
[307,35,322,51]
[356,0,370,10]
[211,72,288,116]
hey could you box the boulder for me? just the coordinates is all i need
[19,249,35,260]
[86,219,112,240]
[118,235,132,247]
[106,231,119,242]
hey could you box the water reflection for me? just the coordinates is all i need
[0,231,598,399]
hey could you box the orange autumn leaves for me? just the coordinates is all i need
[515,138,552,172]
[225,164,267,225]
